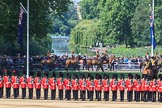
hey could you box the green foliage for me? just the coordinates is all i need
[70,0,162,50]
[0,0,72,55]
[50,3,79,36]
[69,19,100,55]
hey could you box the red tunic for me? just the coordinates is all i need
[158,81,162,92]
[42,78,49,89]
[0,78,4,88]
[141,79,145,91]
[102,79,109,91]
[72,79,79,90]
[34,77,41,89]
[126,80,133,91]
[118,80,125,91]
[49,78,56,90]
[12,77,19,89]
[96,80,102,91]
[88,81,94,91]
[110,79,118,91]
[133,80,138,91]
[5,77,11,88]
[19,77,26,88]
[136,82,141,92]
[57,78,64,90]
[80,80,87,91]
[65,80,71,90]
[27,77,34,89]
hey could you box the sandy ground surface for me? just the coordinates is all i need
[0,99,162,108]
[0,88,161,108]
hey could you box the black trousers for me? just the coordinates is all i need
[134,91,137,101]
[6,88,11,98]
[80,90,86,101]
[51,90,56,100]
[44,89,48,100]
[28,88,33,99]
[112,91,117,101]
[104,91,109,101]
[87,90,89,99]
[120,90,124,101]
[95,90,97,99]
[36,89,41,99]
[127,91,133,101]
[22,88,26,99]
[89,91,94,101]
[152,91,156,102]
[148,91,152,101]
[144,91,149,102]
[66,90,71,100]
[141,91,144,101]
[73,90,78,100]
[14,88,19,99]
[159,92,162,102]
[136,91,140,102]
[0,87,3,98]
[96,91,101,101]
[59,90,63,100]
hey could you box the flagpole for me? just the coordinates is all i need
[27,0,29,78]
[150,0,154,57]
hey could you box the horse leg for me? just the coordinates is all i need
[100,65,104,72]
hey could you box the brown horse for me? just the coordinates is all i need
[41,57,56,71]
[65,55,82,72]
[87,57,104,72]
[140,60,159,79]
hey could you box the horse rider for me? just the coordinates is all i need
[144,59,151,72]
[145,52,150,61]
[71,51,75,60]
[83,54,87,70]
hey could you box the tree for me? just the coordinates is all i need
[0,0,72,55]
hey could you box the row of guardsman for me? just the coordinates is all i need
[0,71,162,102]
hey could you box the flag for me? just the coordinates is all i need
[18,6,26,48]
[150,10,156,50]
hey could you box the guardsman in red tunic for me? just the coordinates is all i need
[0,74,4,98]
[158,75,162,102]
[141,76,145,101]
[136,75,141,102]
[86,74,91,99]
[57,72,64,100]
[94,74,99,99]
[27,72,34,99]
[19,72,27,99]
[89,76,95,101]
[96,75,102,101]
[152,78,157,102]
[110,74,118,101]
[34,71,41,99]
[64,73,69,99]
[126,74,134,102]
[133,74,138,101]
[72,74,79,100]
[118,74,125,102]
[49,72,57,100]
[144,76,150,102]
[5,73,11,99]
[157,74,161,101]
[42,72,49,100]
[80,75,86,101]
[79,74,83,99]
[65,75,72,100]
[102,74,110,101]
[12,73,19,99]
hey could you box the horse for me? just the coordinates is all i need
[140,60,160,79]
[40,56,56,71]
[65,55,82,72]
[87,57,104,72]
